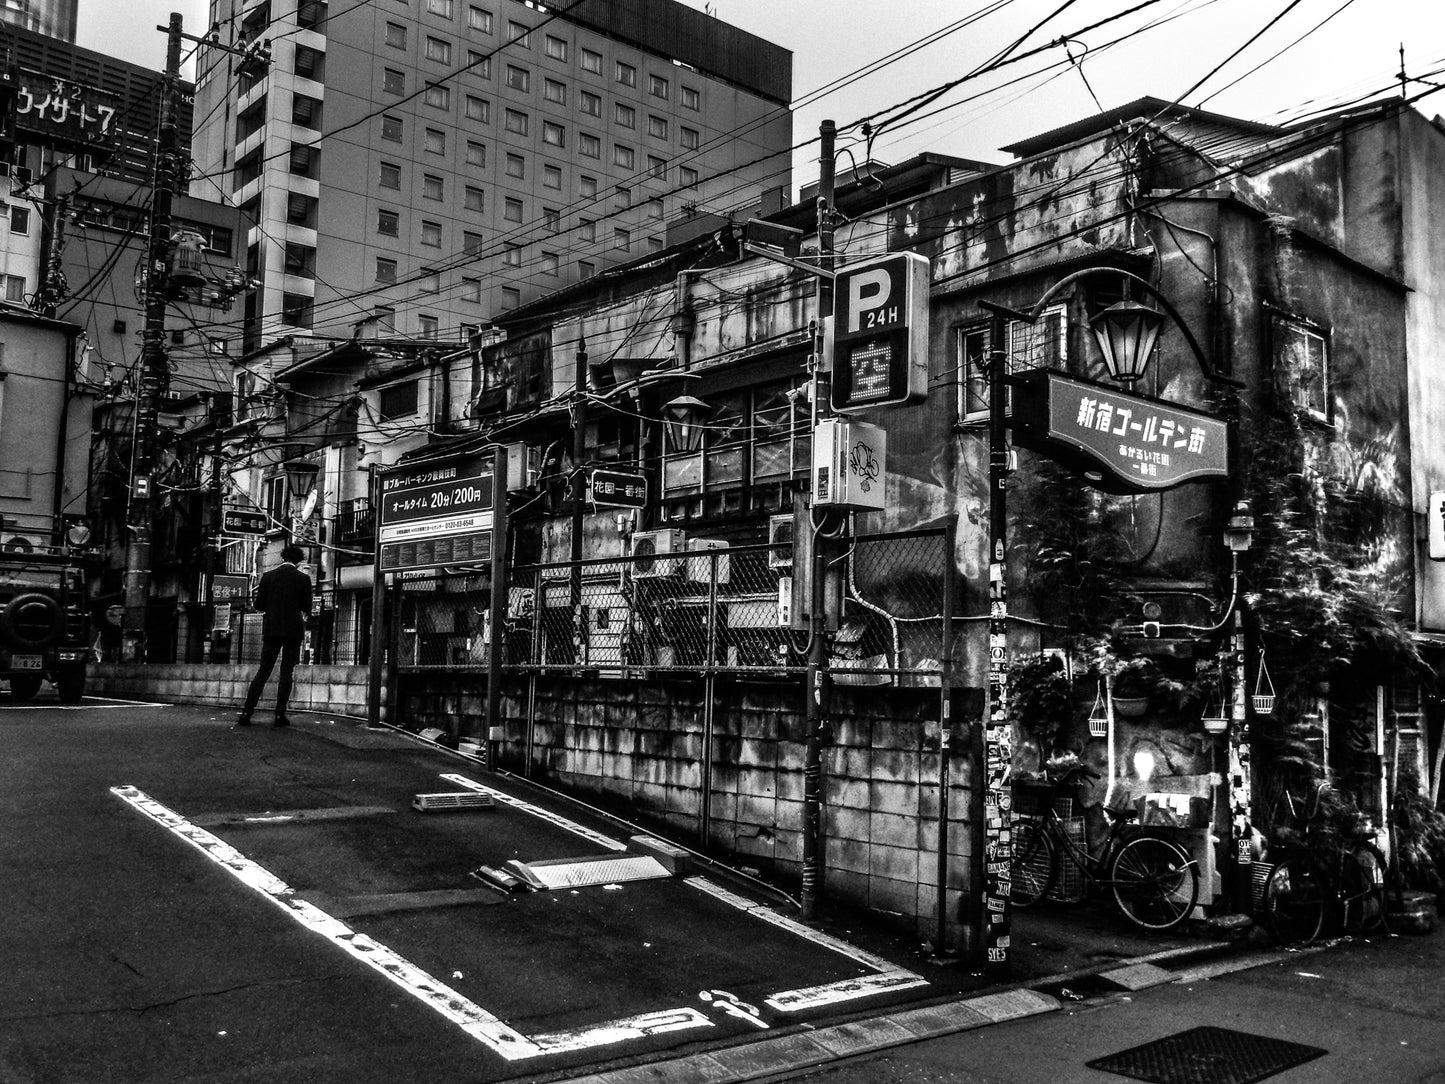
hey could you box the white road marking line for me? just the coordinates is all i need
[0,699,170,711]
[439,774,629,851]
[112,784,711,1061]
[683,877,930,1012]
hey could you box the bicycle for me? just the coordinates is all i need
[1258,781,1391,945]
[1011,775,1200,932]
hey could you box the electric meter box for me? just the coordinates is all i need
[812,418,887,510]
[829,251,930,412]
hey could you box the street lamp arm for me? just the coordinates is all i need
[984,268,1244,388]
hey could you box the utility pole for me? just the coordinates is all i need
[800,119,837,922]
[121,12,183,664]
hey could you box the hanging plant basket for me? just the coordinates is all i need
[1201,684,1229,734]
[1111,695,1149,718]
[1088,681,1108,738]
[1251,649,1276,715]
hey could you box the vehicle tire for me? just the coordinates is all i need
[8,674,42,701]
[1110,835,1199,931]
[1011,817,1058,908]
[1338,841,1390,936]
[0,593,64,648]
[55,668,86,704]
[1262,856,1326,945]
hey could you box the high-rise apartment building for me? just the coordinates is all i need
[0,0,77,42]
[190,0,793,352]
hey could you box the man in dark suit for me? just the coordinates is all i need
[237,544,313,727]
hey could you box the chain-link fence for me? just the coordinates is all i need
[835,527,951,688]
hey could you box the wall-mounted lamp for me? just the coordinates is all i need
[1091,299,1166,384]
[662,394,711,453]
[1224,500,1256,553]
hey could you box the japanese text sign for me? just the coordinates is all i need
[1010,370,1229,493]
[377,454,495,572]
[15,71,119,141]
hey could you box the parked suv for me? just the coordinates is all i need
[0,550,89,702]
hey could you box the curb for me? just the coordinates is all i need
[567,938,1252,1084]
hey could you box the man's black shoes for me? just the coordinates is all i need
[235,714,252,727]
[272,716,291,728]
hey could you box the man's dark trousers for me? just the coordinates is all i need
[242,636,302,719]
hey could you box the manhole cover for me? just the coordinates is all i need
[1086,1026,1325,1084]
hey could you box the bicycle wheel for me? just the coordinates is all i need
[1338,840,1390,936]
[1109,835,1198,931]
[1262,857,1326,945]
[1011,817,1058,908]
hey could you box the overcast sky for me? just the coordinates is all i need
[80,0,1445,189]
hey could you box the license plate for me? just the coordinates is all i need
[12,655,42,670]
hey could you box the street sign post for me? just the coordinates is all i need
[829,251,930,412]
[221,507,268,536]
[586,468,647,508]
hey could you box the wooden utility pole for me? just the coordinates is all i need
[121,12,183,663]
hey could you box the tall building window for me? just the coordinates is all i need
[649,74,668,99]
[466,140,487,167]
[427,0,453,16]
[681,85,699,110]
[462,276,481,302]
[419,268,440,293]
[284,242,316,277]
[579,175,597,198]
[545,34,567,60]
[464,185,485,211]
[292,95,322,128]
[468,5,492,32]
[381,115,403,142]
[680,125,699,150]
[648,115,667,139]
[579,90,600,116]
[467,51,491,77]
[505,152,525,178]
[379,160,402,188]
[503,244,522,265]
[289,144,319,177]
[543,207,560,232]
[506,65,529,91]
[613,144,634,169]
[424,127,446,154]
[579,132,599,158]
[426,36,452,64]
[544,78,566,104]
[377,208,399,235]
[419,315,439,338]
[504,198,523,223]
[422,174,444,200]
[543,121,565,147]
[581,48,601,74]
[502,286,520,308]
[540,252,559,276]
[421,220,442,246]
[379,380,419,418]
[579,260,595,279]
[463,230,484,254]
[648,155,666,179]
[385,20,406,47]
[614,103,635,128]
[614,227,630,251]
[294,45,324,79]
[383,68,405,94]
[647,197,663,220]
[616,61,636,86]
[504,108,528,134]
[1273,313,1330,423]
[283,293,314,328]
[425,85,451,110]
[507,20,530,46]
[465,95,490,122]
[579,218,596,242]
[543,164,562,189]
[679,166,697,187]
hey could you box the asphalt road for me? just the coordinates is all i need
[0,693,977,1084]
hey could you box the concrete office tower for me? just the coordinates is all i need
[0,0,78,42]
[190,0,793,351]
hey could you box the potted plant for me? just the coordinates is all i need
[1008,654,1075,765]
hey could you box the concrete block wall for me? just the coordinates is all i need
[90,663,372,717]
[400,671,976,945]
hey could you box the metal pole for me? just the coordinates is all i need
[121,12,183,664]
[1228,594,1252,911]
[982,308,1013,979]
[800,120,837,923]
[570,343,588,666]
[936,519,956,955]
[486,446,507,761]
[367,465,387,728]
[700,550,718,847]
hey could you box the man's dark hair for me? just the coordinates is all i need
[280,544,305,563]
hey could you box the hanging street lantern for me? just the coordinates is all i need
[662,394,711,453]
[1091,299,1167,384]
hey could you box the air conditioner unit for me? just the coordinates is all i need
[13,166,33,185]
[767,514,793,569]
[686,538,730,584]
[0,163,11,178]
[630,528,684,578]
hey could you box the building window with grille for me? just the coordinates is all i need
[379,380,419,419]
[956,305,1067,424]
[376,258,397,283]
[294,45,323,79]
[381,115,403,143]
[385,20,406,47]
[379,160,401,187]
[1272,312,1330,424]
[377,208,399,236]
[383,67,405,94]
[292,95,321,128]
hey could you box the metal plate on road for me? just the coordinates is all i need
[1087,1025,1326,1084]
